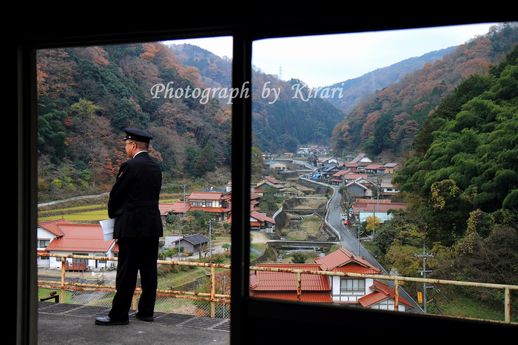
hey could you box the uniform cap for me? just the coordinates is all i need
[122,127,153,143]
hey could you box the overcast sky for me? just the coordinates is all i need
[164,23,498,88]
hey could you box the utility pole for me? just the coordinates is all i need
[183,184,186,204]
[372,175,380,238]
[415,244,433,313]
[356,216,362,257]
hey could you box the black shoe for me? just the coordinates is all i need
[135,313,154,322]
[95,316,129,326]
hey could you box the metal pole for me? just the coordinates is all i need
[423,256,427,313]
[373,176,380,238]
[416,244,433,314]
[222,274,227,319]
[210,265,216,318]
[505,287,511,323]
[209,219,212,261]
[60,257,66,303]
[394,279,399,311]
[357,216,361,257]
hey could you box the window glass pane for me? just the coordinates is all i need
[250,23,518,323]
[37,36,232,343]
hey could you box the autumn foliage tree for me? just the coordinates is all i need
[332,23,518,157]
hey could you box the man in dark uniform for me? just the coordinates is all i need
[95,128,163,325]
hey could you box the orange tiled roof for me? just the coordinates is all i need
[38,219,71,237]
[188,192,226,200]
[353,203,406,213]
[355,198,393,204]
[265,176,281,185]
[332,170,351,177]
[343,173,368,180]
[364,164,385,170]
[250,211,275,224]
[250,291,332,302]
[358,280,412,307]
[314,248,380,273]
[189,207,230,213]
[45,223,115,253]
[332,264,381,275]
[159,202,191,215]
[250,264,330,292]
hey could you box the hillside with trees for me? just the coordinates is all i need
[325,46,455,114]
[332,23,518,159]
[371,47,518,315]
[169,44,345,153]
[37,43,231,201]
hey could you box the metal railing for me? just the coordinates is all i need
[249,265,518,324]
[38,253,230,318]
[38,253,518,323]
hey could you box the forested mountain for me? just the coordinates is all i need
[332,23,518,158]
[326,46,456,114]
[169,43,345,153]
[169,44,232,90]
[37,43,231,199]
[371,47,518,307]
[250,76,344,153]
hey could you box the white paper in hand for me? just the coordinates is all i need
[100,219,115,241]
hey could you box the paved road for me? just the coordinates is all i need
[300,177,423,313]
[38,192,109,208]
[325,185,375,259]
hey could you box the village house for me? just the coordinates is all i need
[383,162,398,174]
[172,234,209,256]
[37,220,117,271]
[250,211,276,232]
[256,176,285,190]
[342,162,359,172]
[250,248,412,311]
[319,164,341,180]
[345,179,374,198]
[159,185,274,230]
[37,219,66,268]
[159,202,191,222]
[364,164,386,175]
[380,179,400,199]
[250,263,332,302]
[330,170,371,186]
[269,162,288,171]
[350,153,373,166]
[352,201,407,223]
[187,191,231,221]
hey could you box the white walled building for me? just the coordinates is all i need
[38,220,117,271]
[250,247,413,311]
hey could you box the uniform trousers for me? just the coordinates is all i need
[109,236,159,320]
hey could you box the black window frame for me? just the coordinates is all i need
[16,13,518,345]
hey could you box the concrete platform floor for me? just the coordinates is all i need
[38,302,229,345]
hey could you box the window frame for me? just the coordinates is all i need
[16,14,518,345]
[340,278,366,294]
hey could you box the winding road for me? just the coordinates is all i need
[299,175,423,312]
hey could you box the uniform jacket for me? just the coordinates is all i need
[108,152,163,238]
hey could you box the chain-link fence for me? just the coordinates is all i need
[37,254,231,319]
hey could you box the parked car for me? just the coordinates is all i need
[343,219,348,225]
